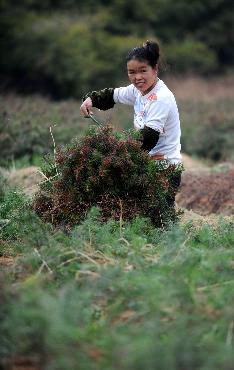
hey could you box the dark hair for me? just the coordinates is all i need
[126,40,160,68]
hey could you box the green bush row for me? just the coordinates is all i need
[0,94,85,167]
[180,98,234,161]
[1,93,233,167]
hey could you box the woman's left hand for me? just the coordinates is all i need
[80,97,93,117]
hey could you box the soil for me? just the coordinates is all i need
[7,166,43,197]
[176,159,234,216]
[0,356,40,370]
[0,255,14,266]
[181,153,207,171]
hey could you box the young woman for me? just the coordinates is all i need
[80,40,182,201]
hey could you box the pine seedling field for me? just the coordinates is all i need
[0,126,234,370]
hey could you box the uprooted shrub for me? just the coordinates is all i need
[33,125,183,229]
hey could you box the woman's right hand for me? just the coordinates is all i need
[80,97,93,117]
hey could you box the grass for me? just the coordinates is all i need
[1,185,234,370]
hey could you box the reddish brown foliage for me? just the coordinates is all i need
[34,126,182,229]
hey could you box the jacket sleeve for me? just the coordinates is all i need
[140,126,160,151]
[82,88,115,111]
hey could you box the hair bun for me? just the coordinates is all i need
[143,40,160,57]
[126,40,160,67]
[143,40,151,48]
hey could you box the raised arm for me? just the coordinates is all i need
[80,88,115,116]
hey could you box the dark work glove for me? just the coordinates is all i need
[83,88,115,111]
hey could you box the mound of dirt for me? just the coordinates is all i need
[7,166,43,196]
[176,168,234,215]
[181,153,207,171]
[0,255,15,269]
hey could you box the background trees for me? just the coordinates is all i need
[0,0,233,98]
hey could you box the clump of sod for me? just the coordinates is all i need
[34,125,183,229]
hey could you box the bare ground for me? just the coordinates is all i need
[176,167,234,216]
[176,155,234,216]
[6,166,43,197]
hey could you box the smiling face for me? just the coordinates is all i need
[127,59,158,95]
